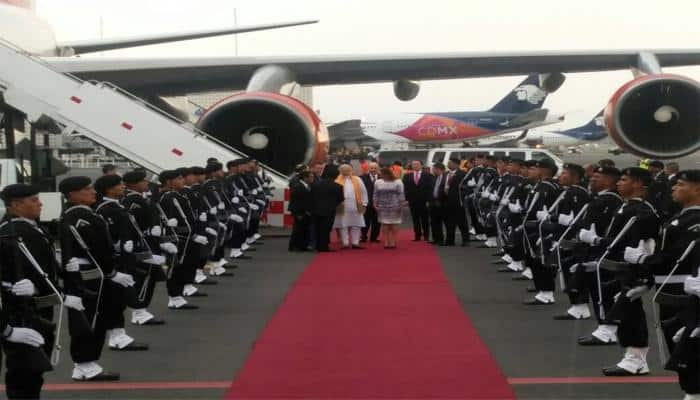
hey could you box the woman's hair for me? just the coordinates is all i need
[380,167,395,181]
[321,164,339,180]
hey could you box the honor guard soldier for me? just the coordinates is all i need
[0,184,60,398]
[577,167,660,376]
[202,161,243,271]
[460,154,487,241]
[59,176,122,381]
[526,163,589,306]
[92,175,150,351]
[121,170,168,325]
[628,170,700,398]
[556,166,622,321]
[222,160,253,260]
[501,160,537,273]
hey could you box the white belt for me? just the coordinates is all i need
[74,258,91,265]
[655,274,691,284]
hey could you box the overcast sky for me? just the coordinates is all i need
[37,0,700,126]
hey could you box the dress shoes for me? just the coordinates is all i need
[110,342,149,351]
[512,275,530,281]
[553,313,590,321]
[168,304,199,310]
[138,318,165,326]
[523,298,554,305]
[602,365,649,376]
[234,255,253,260]
[73,371,120,381]
[577,335,616,346]
[497,267,517,273]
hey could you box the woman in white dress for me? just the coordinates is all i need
[373,167,405,248]
[333,164,369,249]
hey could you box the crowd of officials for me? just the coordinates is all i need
[0,158,270,398]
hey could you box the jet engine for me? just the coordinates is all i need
[196,91,328,175]
[393,80,420,101]
[605,74,700,159]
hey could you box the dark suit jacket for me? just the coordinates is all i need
[402,171,433,204]
[360,174,378,208]
[311,180,344,217]
[445,169,467,208]
[429,173,447,206]
[288,183,313,216]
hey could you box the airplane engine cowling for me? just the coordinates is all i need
[196,91,328,175]
[393,80,420,101]
[605,74,700,159]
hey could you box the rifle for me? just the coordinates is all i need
[67,225,104,330]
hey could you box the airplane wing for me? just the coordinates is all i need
[45,49,700,96]
[56,20,319,55]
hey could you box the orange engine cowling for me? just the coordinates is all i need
[196,91,328,175]
[604,74,700,159]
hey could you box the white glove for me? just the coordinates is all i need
[536,209,550,222]
[193,235,209,245]
[256,199,266,206]
[230,214,244,223]
[111,272,135,287]
[167,218,178,227]
[569,264,579,273]
[5,327,44,347]
[481,191,490,199]
[558,212,574,226]
[237,190,244,196]
[150,226,162,237]
[250,204,260,211]
[218,222,227,230]
[625,285,649,301]
[692,327,700,338]
[205,227,218,236]
[199,212,207,222]
[624,240,647,264]
[144,254,166,265]
[578,223,599,245]
[467,178,476,187]
[239,207,248,214]
[673,327,686,343]
[11,279,36,297]
[123,240,134,254]
[160,242,178,254]
[64,295,85,311]
[252,189,259,195]
[643,238,656,256]
[683,276,700,297]
[209,207,217,215]
[500,197,509,206]
[232,197,240,204]
[218,202,225,210]
[65,258,80,272]
[489,193,498,201]
[508,201,522,214]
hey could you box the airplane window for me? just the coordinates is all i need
[531,151,553,162]
[493,151,506,158]
[432,152,446,164]
[509,151,525,159]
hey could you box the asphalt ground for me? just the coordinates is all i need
[0,229,689,399]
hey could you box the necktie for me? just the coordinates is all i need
[414,172,419,185]
[445,171,454,194]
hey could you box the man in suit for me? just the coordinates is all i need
[311,165,344,252]
[288,171,314,251]
[403,160,432,241]
[444,158,470,246]
[429,163,447,245]
[360,162,381,243]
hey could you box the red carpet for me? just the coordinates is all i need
[226,231,515,399]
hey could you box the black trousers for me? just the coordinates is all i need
[429,204,446,244]
[5,368,44,399]
[532,259,557,292]
[289,214,311,250]
[610,294,648,348]
[586,270,619,324]
[466,198,485,235]
[166,242,195,297]
[314,215,335,251]
[408,201,430,240]
[361,206,380,241]
[445,205,469,245]
[69,278,108,363]
[5,312,54,399]
[132,263,162,310]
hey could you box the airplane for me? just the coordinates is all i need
[327,74,565,148]
[1,0,700,175]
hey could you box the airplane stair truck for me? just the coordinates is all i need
[0,38,292,227]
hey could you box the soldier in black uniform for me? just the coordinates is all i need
[0,184,59,398]
[158,170,202,310]
[481,157,513,249]
[526,163,589,306]
[630,170,700,397]
[459,154,486,241]
[555,166,622,321]
[59,176,121,381]
[577,167,660,376]
[222,160,252,261]
[501,160,537,273]
[121,171,168,325]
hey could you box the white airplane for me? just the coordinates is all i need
[1,0,700,174]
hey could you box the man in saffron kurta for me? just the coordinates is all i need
[333,164,369,249]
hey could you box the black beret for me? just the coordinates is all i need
[122,170,147,184]
[206,157,219,165]
[158,170,180,183]
[176,167,192,177]
[94,174,123,195]
[190,166,206,175]
[622,167,652,186]
[563,163,585,177]
[677,170,700,184]
[204,162,223,174]
[648,160,665,169]
[0,184,40,202]
[58,176,92,195]
[595,166,621,178]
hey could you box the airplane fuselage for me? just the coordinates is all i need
[0,2,58,56]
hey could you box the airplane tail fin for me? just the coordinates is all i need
[3,0,35,10]
[489,74,549,114]
[581,109,605,130]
